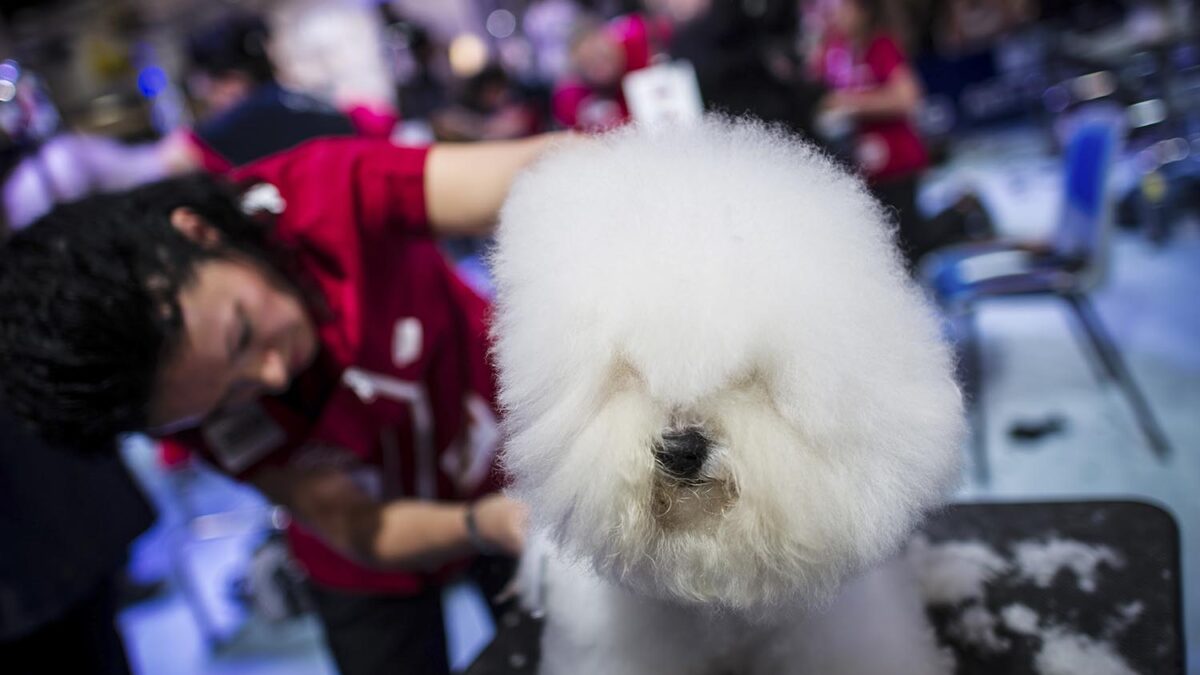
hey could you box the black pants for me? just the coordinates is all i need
[871,175,927,269]
[0,577,132,675]
[872,174,983,270]
[308,556,516,675]
[310,583,450,675]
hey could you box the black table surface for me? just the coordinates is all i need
[466,500,1184,675]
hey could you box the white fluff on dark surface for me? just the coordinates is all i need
[1001,603,1041,635]
[1034,628,1139,675]
[908,535,1011,605]
[1014,538,1124,592]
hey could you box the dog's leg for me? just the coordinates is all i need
[749,556,953,675]
[530,547,732,675]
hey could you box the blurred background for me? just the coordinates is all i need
[0,0,1196,673]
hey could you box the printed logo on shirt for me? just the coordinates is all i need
[441,393,501,494]
[392,317,424,368]
[202,402,287,474]
[341,367,438,500]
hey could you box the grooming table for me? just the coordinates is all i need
[465,500,1183,674]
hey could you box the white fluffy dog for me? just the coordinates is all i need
[491,118,965,674]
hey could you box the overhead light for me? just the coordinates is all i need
[1127,99,1167,128]
[0,60,19,83]
[1071,71,1116,101]
[1157,137,1189,164]
[137,66,168,98]
[449,33,488,78]
[486,9,517,39]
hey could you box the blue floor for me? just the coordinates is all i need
[118,127,1200,674]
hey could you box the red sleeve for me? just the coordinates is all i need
[344,104,401,139]
[867,34,908,83]
[610,14,645,72]
[349,140,430,236]
[235,138,431,239]
[551,81,589,129]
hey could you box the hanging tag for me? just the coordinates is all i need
[622,60,704,128]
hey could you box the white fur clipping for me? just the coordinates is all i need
[492,117,965,611]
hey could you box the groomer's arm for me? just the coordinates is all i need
[825,65,923,120]
[251,464,526,571]
[424,132,572,236]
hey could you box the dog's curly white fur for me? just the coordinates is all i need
[492,118,964,673]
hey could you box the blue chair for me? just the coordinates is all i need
[920,110,1171,484]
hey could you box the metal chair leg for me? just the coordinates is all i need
[1067,314,1115,387]
[1064,294,1171,457]
[956,309,990,485]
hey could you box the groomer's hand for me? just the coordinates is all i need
[472,493,529,556]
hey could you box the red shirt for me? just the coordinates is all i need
[815,33,928,182]
[166,139,502,594]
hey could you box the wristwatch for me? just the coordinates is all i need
[465,503,498,555]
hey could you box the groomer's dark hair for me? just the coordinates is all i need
[0,174,284,448]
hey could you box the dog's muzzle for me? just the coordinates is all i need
[654,428,710,481]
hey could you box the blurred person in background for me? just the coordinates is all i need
[182,12,369,172]
[0,131,566,675]
[936,0,1036,55]
[524,0,586,86]
[432,65,545,142]
[667,0,826,139]
[551,12,670,131]
[809,0,934,265]
[0,63,188,233]
[378,6,452,142]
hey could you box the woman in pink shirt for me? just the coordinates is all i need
[551,13,670,132]
[812,0,933,266]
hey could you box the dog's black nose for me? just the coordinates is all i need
[655,428,710,480]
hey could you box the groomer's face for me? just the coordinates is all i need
[148,212,317,431]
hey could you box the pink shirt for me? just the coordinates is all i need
[816,33,928,182]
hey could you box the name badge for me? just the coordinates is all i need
[622,60,704,128]
[393,317,424,368]
[203,403,287,474]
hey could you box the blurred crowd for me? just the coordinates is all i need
[0,0,1192,241]
[1,0,1191,258]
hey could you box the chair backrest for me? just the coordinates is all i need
[1050,107,1125,290]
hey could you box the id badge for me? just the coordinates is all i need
[622,60,704,128]
[202,402,287,474]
